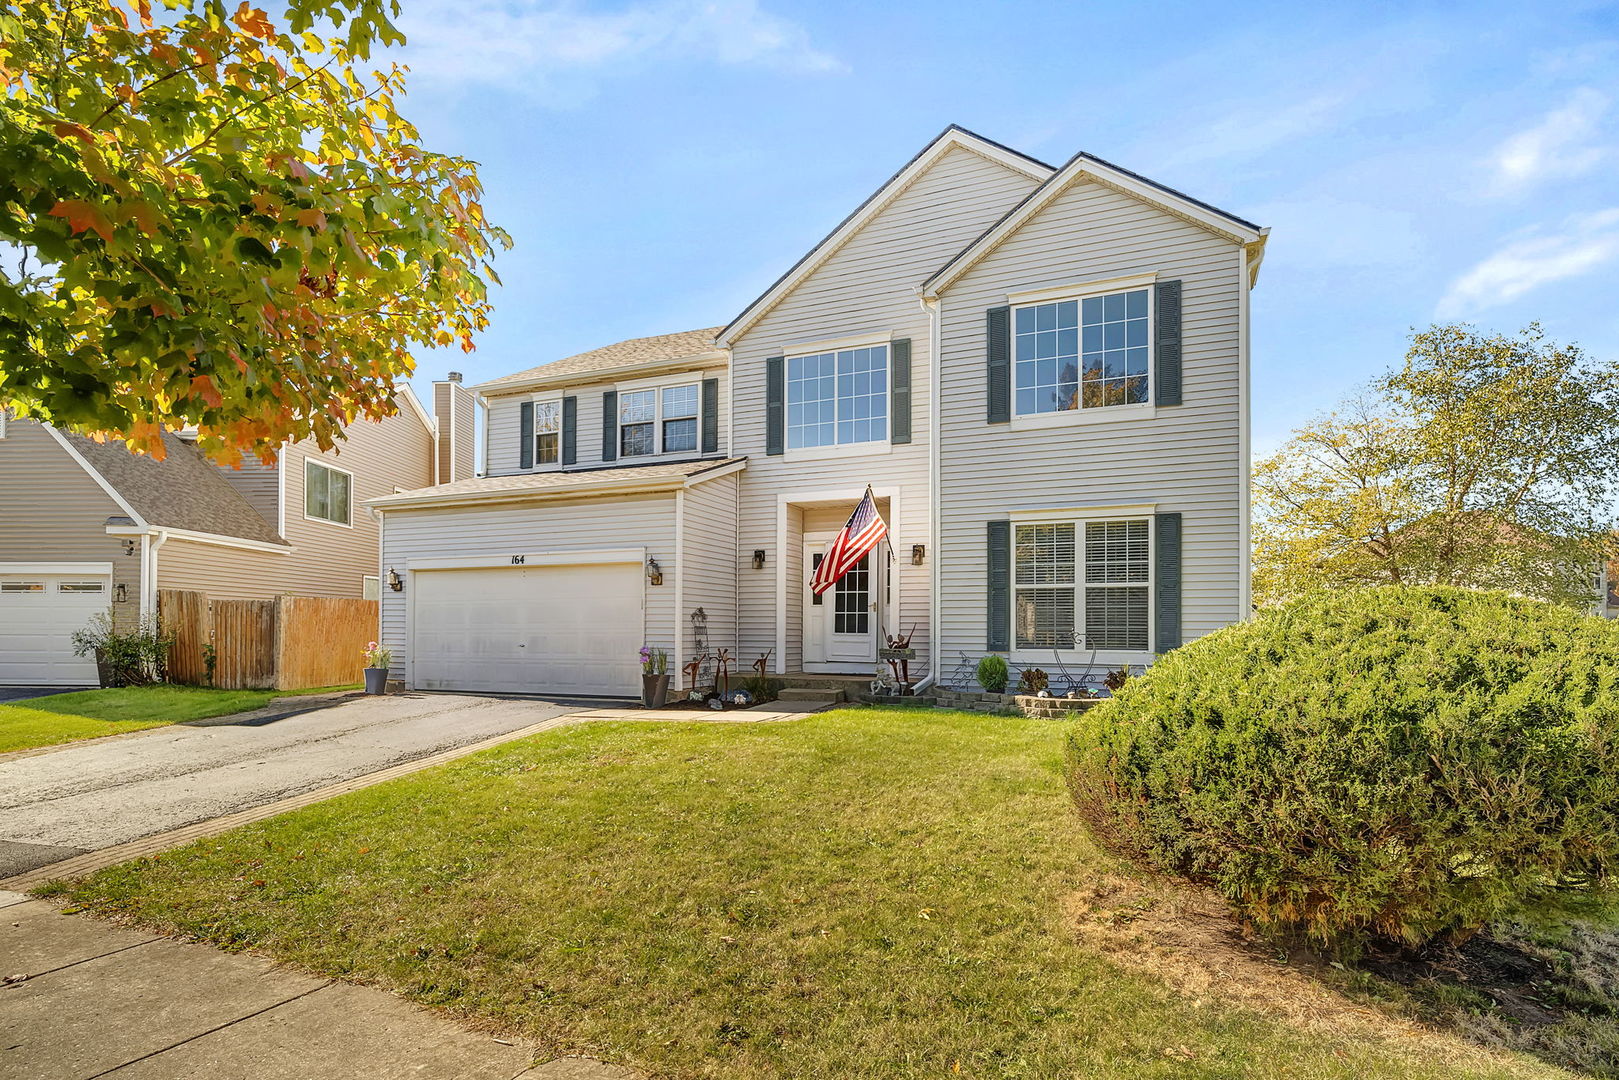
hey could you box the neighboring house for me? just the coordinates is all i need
[0,379,476,686]
[371,125,1268,698]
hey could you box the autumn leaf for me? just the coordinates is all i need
[295,207,327,230]
[189,375,223,407]
[48,200,113,242]
[52,121,95,145]
[233,3,275,39]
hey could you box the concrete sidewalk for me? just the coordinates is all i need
[0,890,639,1080]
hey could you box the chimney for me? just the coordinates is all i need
[431,374,477,484]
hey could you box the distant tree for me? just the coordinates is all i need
[1254,323,1619,608]
[0,0,510,463]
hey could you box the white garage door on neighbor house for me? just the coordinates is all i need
[410,559,643,697]
[0,563,114,685]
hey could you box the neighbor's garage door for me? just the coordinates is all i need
[410,561,643,696]
[0,572,113,685]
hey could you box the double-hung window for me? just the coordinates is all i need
[786,345,887,450]
[620,383,699,457]
[1014,519,1150,650]
[305,460,352,526]
[1014,287,1150,414]
[533,399,561,465]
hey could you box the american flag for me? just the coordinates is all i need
[811,487,888,595]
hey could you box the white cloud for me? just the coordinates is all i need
[395,0,843,97]
[1488,88,1610,193]
[1436,208,1619,317]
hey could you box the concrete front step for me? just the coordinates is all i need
[777,686,846,703]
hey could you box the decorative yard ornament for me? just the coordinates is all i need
[714,649,733,695]
[752,650,773,676]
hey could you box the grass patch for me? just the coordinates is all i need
[58,708,1569,1079]
[0,684,358,753]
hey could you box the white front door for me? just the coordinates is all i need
[411,561,643,697]
[802,539,878,672]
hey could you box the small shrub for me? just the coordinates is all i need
[1101,665,1131,691]
[740,675,785,703]
[1066,586,1619,947]
[70,610,170,687]
[1017,667,1049,694]
[975,655,1009,693]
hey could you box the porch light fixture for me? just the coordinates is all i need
[752,549,766,570]
[114,583,128,604]
[646,556,664,586]
[387,567,403,592]
[122,539,136,557]
[911,544,926,566]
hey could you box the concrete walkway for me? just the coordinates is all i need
[0,889,640,1080]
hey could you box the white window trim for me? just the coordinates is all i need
[778,329,892,356]
[784,342,891,454]
[1011,282,1155,421]
[303,458,355,528]
[528,395,564,472]
[1007,513,1155,665]
[616,380,700,459]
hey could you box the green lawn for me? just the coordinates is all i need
[0,683,358,754]
[53,709,1570,1080]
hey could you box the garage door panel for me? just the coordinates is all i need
[0,575,112,686]
[411,563,642,696]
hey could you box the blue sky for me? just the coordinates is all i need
[382,0,1619,453]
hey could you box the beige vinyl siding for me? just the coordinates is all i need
[0,420,141,626]
[485,370,730,478]
[729,145,1043,674]
[935,178,1247,666]
[154,538,292,599]
[434,382,478,483]
[214,454,280,532]
[378,493,678,684]
[434,383,453,484]
[678,473,741,670]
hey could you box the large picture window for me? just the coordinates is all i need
[1014,288,1149,414]
[1014,519,1149,650]
[305,460,352,526]
[787,345,887,449]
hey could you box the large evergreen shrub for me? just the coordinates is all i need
[1066,586,1619,945]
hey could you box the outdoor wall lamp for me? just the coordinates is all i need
[114,583,128,604]
[122,539,136,557]
[646,556,664,586]
[752,549,766,570]
[387,567,403,592]
[911,544,926,566]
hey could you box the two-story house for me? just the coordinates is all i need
[0,378,476,686]
[369,125,1267,698]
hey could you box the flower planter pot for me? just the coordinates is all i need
[364,667,389,695]
[641,673,670,709]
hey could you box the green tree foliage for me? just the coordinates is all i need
[1066,586,1619,947]
[1254,324,1619,608]
[0,0,510,463]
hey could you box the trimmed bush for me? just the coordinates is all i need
[976,655,1009,693]
[1066,586,1619,946]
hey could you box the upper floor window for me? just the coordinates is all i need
[1014,288,1149,414]
[1014,518,1150,651]
[533,399,561,465]
[787,345,887,450]
[620,383,699,458]
[305,459,352,526]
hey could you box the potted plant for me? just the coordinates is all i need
[640,645,670,708]
[363,641,391,695]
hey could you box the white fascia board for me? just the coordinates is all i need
[103,523,295,553]
[45,426,148,528]
[396,383,437,436]
[682,459,747,487]
[718,129,1055,347]
[368,477,684,512]
[472,352,728,396]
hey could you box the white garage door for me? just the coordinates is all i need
[0,571,114,686]
[411,561,643,696]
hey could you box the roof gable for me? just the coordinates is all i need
[921,151,1267,299]
[717,125,1054,346]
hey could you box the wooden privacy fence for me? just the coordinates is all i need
[158,589,378,690]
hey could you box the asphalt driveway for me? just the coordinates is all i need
[0,693,576,878]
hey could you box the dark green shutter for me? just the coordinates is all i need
[701,377,719,455]
[1155,280,1182,406]
[765,356,785,456]
[561,395,577,466]
[987,519,1011,651]
[890,338,912,444]
[518,400,534,469]
[986,306,1010,423]
[601,390,617,462]
[1154,512,1182,653]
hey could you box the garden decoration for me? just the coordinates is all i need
[1049,635,1100,697]
[362,641,392,695]
[729,689,754,708]
[878,624,917,691]
[640,646,670,708]
[714,648,733,695]
[751,650,772,676]
[870,665,897,697]
[682,652,708,699]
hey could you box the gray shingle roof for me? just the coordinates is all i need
[478,327,724,390]
[65,431,287,545]
[370,457,745,508]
